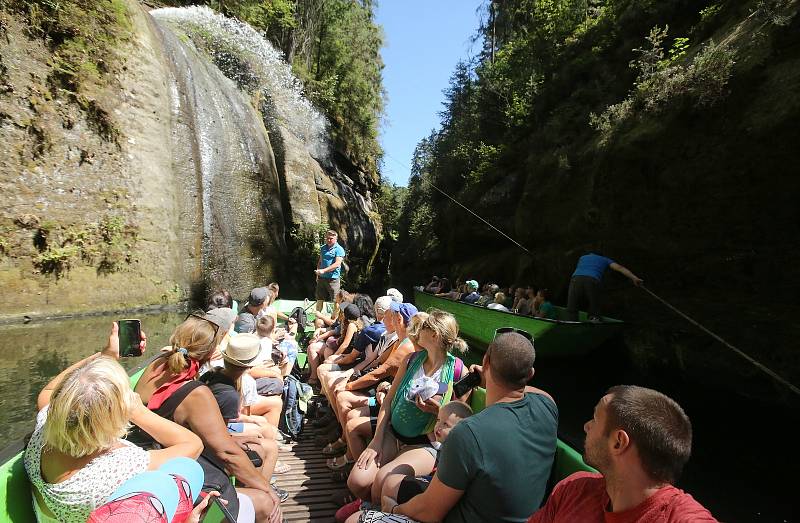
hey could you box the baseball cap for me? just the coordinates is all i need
[248,287,268,306]
[466,280,479,291]
[87,458,203,522]
[389,301,418,325]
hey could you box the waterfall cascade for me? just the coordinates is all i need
[151,6,379,297]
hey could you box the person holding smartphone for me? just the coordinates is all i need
[132,312,282,522]
[25,322,204,523]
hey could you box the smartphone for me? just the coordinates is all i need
[200,496,236,523]
[118,319,142,357]
[453,370,482,397]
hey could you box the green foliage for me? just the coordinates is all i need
[3,0,131,142]
[699,4,722,24]
[591,26,735,141]
[31,213,139,278]
[374,180,407,241]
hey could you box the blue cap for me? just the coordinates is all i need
[88,458,204,523]
[390,302,418,325]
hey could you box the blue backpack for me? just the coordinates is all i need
[279,375,313,441]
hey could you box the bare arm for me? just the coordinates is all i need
[334,323,357,355]
[38,322,146,410]
[394,475,464,522]
[609,262,643,285]
[248,364,283,379]
[130,402,203,469]
[177,387,271,493]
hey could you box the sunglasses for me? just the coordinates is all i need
[186,311,221,339]
[494,327,533,342]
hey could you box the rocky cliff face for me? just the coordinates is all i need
[0,2,379,319]
[394,4,800,402]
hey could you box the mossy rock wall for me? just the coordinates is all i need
[0,0,188,319]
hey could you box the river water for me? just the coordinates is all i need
[0,311,185,451]
[1,314,798,521]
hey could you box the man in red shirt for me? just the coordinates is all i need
[529,385,717,523]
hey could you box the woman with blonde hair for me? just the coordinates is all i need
[133,311,282,522]
[347,308,468,506]
[24,323,203,522]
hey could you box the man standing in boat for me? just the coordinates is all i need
[314,229,346,311]
[567,253,642,322]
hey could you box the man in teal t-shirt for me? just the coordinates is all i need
[314,229,345,308]
[384,332,558,523]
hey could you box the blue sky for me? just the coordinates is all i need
[376,1,485,186]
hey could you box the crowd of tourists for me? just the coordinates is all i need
[424,277,557,319]
[23,230,713,522]
[422,252,644,323]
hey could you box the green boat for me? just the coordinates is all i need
[414,289,624,358]
[0,297,596,521]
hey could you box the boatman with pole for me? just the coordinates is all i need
[314,229,346,312]
[567,252,642,322]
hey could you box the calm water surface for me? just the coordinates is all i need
[0,311,185,451]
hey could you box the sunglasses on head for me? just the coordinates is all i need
[186,311,220,338]
[494,327,533,342]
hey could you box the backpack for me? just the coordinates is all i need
[289,306,308,332]
[278,375,313,441]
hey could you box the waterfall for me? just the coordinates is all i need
[148,6,377,299]
[152,6,332,165]
[151,9,288,299]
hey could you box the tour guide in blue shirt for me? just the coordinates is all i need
[567,253,642,322]
[314,229,346,307]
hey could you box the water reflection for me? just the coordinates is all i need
[0,312,185,450]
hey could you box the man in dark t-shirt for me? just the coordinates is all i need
[380,332,558,523]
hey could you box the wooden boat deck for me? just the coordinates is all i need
[277,411,340,522]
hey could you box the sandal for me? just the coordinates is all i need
[327,455,354,471]
[274,460,291,474]
[322,439,348,457]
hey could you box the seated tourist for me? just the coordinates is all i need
[199,333,286,477]
[380,400,474,509]
[266,282,290,322]
[487,291,510,312]
[516,286,535,316]
[207,288,236,312]
[459,280,481,304]
[436,283,462,301]
[533,288,556,319]
[529,386,717,522]
[423,276,440,293]
[350,331,557,523]
[347,309,469,507]
[132,312,282,521]
[475,283,498,307]
[436,278,451,295]
[235,287,270,334]
[25,323,203,522]
[317,303,415,474]
[512,286,526,311]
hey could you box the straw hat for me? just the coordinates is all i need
[222,333,260,367]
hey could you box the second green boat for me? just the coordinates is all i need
[413,289,623,358]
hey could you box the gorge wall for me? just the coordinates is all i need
[0,1,379,320]
[393,0,800,403]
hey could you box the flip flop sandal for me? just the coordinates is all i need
[274,461,291,474]
[327,455,354,471]
[322,440,348,457]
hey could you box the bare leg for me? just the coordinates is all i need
[370,447,435,505]
[250,395,283,427]
[236,487,280,522]
[347,431,400,501]
[381,472,407,505]
[344,410,373,462]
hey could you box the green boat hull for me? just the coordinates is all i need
[414,290,623,358]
